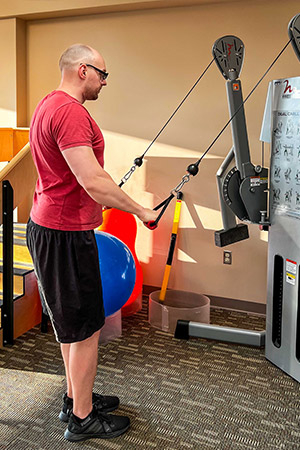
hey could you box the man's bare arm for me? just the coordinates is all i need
[62,146,157,223]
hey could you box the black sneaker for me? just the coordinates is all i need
[59,392,120,423]
[64,406,130,442]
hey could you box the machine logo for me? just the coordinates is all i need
[282,80,300,98]
[284,80,293,94]
[227,43,233,56]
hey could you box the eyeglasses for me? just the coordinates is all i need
[86,64,109,81]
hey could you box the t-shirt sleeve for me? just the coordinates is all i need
[51,102,94,151]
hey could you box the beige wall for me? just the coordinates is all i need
[0,18,27,127]
[0,19,17,126]
[21,0,300,303]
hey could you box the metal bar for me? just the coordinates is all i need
[2,180,14,345]
[188,322,265,347]
[226,80,251,178]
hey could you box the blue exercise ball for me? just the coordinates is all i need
[94,231,136,317]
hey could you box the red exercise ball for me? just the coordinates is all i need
[98,208,143,316]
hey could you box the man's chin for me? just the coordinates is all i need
[94,90,101,100]
[87,93,99,101]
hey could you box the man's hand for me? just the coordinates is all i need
[137,207,159,224]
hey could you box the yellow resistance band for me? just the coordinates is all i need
[159,192,183,302]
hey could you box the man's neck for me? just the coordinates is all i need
[57,83,84,104]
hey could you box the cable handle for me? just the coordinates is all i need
[144,221,158,230]
[144,163,199,230]
[144,193,175,230]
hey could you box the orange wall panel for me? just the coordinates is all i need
[0,128,29,162]
[0,128,14,161]
[13,129,29,157]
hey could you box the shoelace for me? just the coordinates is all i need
[96,410,113,433]
[96,410,112,422]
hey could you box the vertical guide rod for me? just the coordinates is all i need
[2,180,14,345]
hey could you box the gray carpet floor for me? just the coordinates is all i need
[0,299,299,450]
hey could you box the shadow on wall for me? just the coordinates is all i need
[142,153,221,290]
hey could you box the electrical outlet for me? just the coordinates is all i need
[223,250,232,265]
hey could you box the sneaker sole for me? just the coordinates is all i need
[59,404,120,423]
[59,411,70,423]
[64,423,130,441]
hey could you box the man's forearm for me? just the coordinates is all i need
[81,171,144,218]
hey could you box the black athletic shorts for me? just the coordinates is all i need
[26,219,105,343]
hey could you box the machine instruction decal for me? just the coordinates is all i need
[261,77,300,219]
[271,109,300,218]
[286,258,297,285]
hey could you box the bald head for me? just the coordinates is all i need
[59,44,96,72]
[57,44,107,103]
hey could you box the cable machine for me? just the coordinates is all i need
[115,13,300,380]
[263,15,300,382]
[176,34,267,347]
[176,14,300,382]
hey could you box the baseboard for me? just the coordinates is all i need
[142,285,266,316]
[208,295,266,315]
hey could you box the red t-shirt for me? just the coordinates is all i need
[29,90,104,231]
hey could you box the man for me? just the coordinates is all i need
[26,44,158,442]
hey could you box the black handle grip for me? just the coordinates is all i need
[144,221,158,230]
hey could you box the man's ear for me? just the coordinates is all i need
[79,64,87,80]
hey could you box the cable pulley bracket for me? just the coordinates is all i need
[171,174,191,195]
[119,157,144,187]
[288,13,300,62]
[145,163,199,230]
[119,164,138,187]
[212,35,244,80]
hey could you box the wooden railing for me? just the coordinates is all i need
[0,142,37,345]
